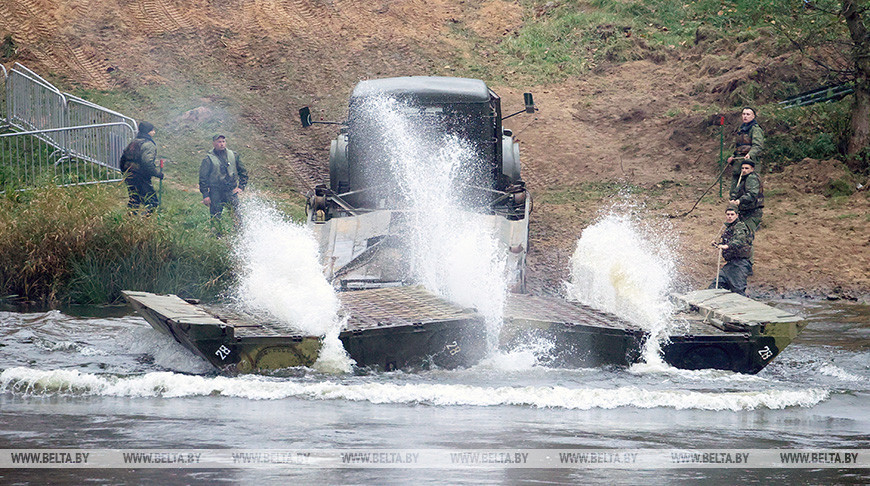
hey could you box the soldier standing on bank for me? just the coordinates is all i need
[199,134,248,221]
[710,204,754,295]
[727,107,764,195]
[120,121,163,213]
[729,160,764,234]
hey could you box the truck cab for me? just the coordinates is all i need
[301,76,533,292]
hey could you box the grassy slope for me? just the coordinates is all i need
[2,0,867,303]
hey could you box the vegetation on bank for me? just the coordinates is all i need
[490,0,779,83]
[0,183,234,306]
[486,0,867,173]
[3,1,867,305]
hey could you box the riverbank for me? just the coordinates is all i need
[2,1,868,304]
[0,184,232,306]
[525,160,870,303]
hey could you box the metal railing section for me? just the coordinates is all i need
[0,64,7,126]
[65,94,137,170]
[0,123,133,191]
[7,64,66,149]
[779,83,855,109]
[0,62,139,188]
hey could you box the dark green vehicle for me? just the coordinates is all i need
[301,76,532,292]
[124,77,805,375]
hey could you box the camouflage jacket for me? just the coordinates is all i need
[125,137,159,181]
[730,123,764,181]
[729,172,764,212]
[720,220,753,261]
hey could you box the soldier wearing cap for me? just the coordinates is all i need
[729,159,764,234]
[199,134,248,221]
[709,204,754,295]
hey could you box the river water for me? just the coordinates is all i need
[2,102,868,483]
[0,299,867,484]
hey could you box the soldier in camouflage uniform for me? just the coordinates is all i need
[727,107,764,195]
[121,121,163,213]
[709,205,753,295]
[729,160,764,234]
[199,134,248,221]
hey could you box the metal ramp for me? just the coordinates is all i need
[671,289,802,326]
[779,83,853,109]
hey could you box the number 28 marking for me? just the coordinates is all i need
[215,345,231,360]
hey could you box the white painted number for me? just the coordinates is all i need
[758,346,773,360]
[446,341,461,356]
[215,345,231,360]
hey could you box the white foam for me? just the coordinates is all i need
[479,336,557,371]
[121,326,215,374]
[33,338,107,356]
[628,361,768,382]
[233,197,354,373]
[818,363,864,382]
[357,96,509,349]
[565,209,678,364]
[0,367,829,411]
[479,350,541,372]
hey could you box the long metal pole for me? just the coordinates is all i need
[158,158,164,209]
[719,119,724,197]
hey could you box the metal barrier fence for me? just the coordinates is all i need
[0,64,6,126]
[7,64,66,144]
[0,62,138,189]
[0,123,133,190]
[65,94,137,170]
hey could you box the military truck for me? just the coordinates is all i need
[300,76,533,292]
[125,77,539,374]
[123,77,806,375]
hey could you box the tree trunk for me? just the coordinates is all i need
[842,0,870,158]
[848,87,870,157]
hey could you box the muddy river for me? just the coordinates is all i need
[0,300,866,484]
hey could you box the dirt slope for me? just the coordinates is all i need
[1,1,867,299]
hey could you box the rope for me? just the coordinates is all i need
[667,159,733,218]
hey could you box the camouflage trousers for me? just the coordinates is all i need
[709,258,752,295]
[740,208,763,234]
[740,208,762,273]
[125,178,158,213]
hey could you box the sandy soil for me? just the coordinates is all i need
[2,0,867,299]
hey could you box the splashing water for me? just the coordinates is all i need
[0,367,830,411]
[356,96,509,349]
[233,197,353,373]
[565,209,677,365]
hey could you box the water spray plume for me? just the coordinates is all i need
[357,96,509,350]
[565,206,678,366]
[233,197,353,373]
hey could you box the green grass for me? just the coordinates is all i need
[539,181,637,204]
[761,101,852,171]
[65,186,236,304]
[765,187,787,198]
[0,182,243,305]
[825,178,856,198]
[444,0,787,86]
[66,57,305,194]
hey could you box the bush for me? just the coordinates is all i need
[845,147,870,174]
[0,183,233,305]
[764,102,851,171]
